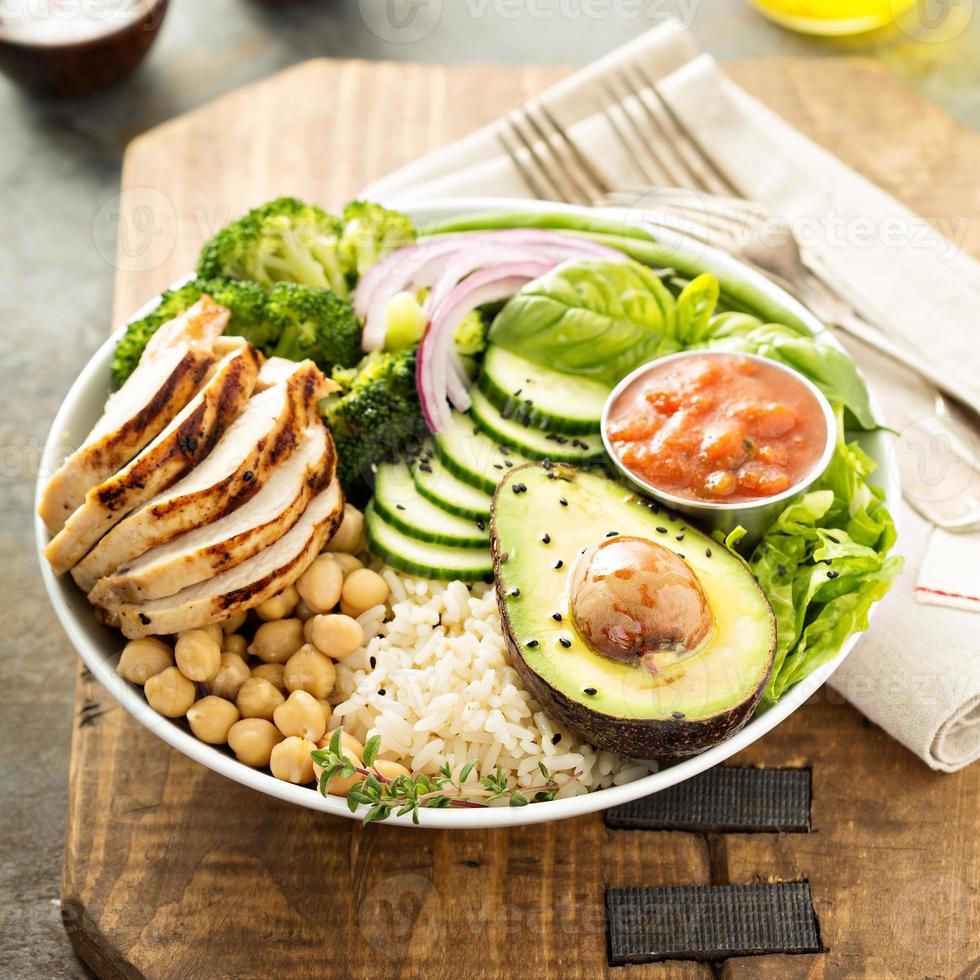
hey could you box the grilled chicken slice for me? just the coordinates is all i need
[88,422,334,612]
[38,297,229,534]
[44,343,261,575]
[71,359,330,592]
[116,476,344,638]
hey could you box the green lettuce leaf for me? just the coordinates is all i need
[747,410,902,703]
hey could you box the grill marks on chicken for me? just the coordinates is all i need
[116,476,344,638]
[44,342,262,575]
[70,360,331,593]
[37,297,229,534]
[87,422,333,611]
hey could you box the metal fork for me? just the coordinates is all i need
[496,80,980,529]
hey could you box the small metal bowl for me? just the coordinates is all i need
[601,350,838,547]
[0,0,167,97]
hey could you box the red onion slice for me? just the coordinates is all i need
[417,261,555,433]
[356,230,626,352]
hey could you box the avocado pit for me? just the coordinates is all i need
[569,535,713,672]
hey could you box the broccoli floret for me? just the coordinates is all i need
[110,278,274,386]
[197,197,349,296]
[453,309,488,357]
[321,348,424,504]
[266,282,362,372]
[338,200,416,280]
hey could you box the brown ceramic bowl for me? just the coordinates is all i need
[0,0,168,97]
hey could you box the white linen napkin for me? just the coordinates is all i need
[361,21,980,772]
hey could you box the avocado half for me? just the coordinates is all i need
[491,464,776,759]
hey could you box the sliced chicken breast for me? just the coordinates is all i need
[88,422,333,612]
[117,477,345,638]
[38,297,229,534]
[44,343,261,575]
[70,359,330,592]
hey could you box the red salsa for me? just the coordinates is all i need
[606,354,828,503]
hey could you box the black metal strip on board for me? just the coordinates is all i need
[606,882,822,964]
[605,767,811,833]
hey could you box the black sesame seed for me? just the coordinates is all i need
[676,533,685,542]
[555,436,568,445]
[138,613,151,626]
[827,570,839,579]
[504,460,514,468]
[472,425,480,436]
[378,688,387,696]
[583,687,597,696]
[512,483,527,494]
[395,504,406,511]
[526,639,539,648]
[656,526,667,534]
[509,588,521,598]
[551,733,562,745]
[369,656,377,669]
[553,560,564,569]
[672,711,685,720]
[513,388,523,397]
[419,462,432,473]
[559,497,568,507]
[606,531,619,538]
[242,470,255,483]
[493,463,504,470]
[540,533,551,544]
[705,548,713,558]
[184,436,199,452]
[552,612,562,622]
[559,638,572,649]
[678,553,685,560]
[476,520,486,531]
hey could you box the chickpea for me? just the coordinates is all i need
[202,623,224,647]
[331,553,363,577]
[270,736,316,784]
[283,644,336,699]
[295,555,343,614]
[175,629,221,683]
[248,618,304,664]
[228,718,283,768]
[273,690,327,741]
[255,585,299,622]
[318,729,363,760]
[222,634,248,658]
[251,662,286,693]
[374,759,411,781]
[309,614,364,660]
[319,756,364,796]
[186,696,240,744]
[117,637,173,686]
[326,504,364,554]
[144,667,196,718]
[339,600,362,620]
[316,698,333,730]
[208,653,251,701]
[221,611,247,635]
[235,676,285,720]
[341,569,390,618]
[294,599,316,622]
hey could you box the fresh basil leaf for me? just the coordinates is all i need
[489,259,682,385]
[674,273,720,345]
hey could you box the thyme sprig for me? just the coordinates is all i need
[311,729,581,825]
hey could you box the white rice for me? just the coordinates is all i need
[331,570,655,798]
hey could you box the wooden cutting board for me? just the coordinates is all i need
[64,57,980,980]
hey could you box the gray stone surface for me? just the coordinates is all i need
[0,1,976,976]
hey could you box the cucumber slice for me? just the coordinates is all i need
[433,412,534,494]
[366,503,493,581]
[412,448,493,522]
[479,345,610,435]
[374,462,488,548]
[469,388,606,463]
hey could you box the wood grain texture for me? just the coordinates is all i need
[66,56,980,979]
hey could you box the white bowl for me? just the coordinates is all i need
[36,198,899,828]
